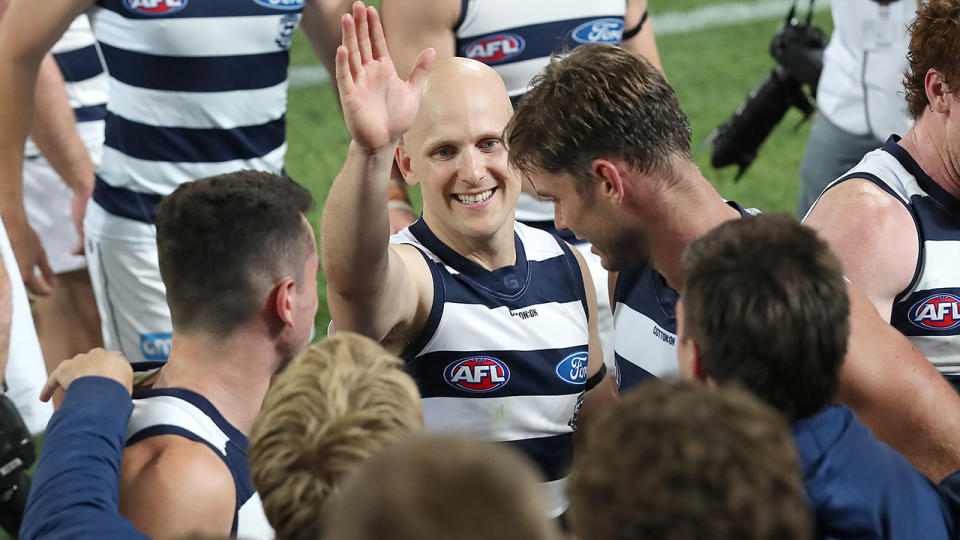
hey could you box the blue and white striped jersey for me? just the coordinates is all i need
[391,219,591,518]
[822,136,960,376]
[613,201,758,392]
[126,386,274,539]
[87,0,304,223]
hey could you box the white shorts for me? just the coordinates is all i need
[22,122,103,275]
[0,216,53,435]
[84,202,172,364]
[573,242,615,374]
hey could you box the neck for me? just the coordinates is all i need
[900,119,960,200]
[153,330,278,435]
[423,212,517,270]
[640,164,741,289]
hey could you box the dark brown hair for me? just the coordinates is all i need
[505,44,691,191]
[680,214,849,421]
[904,0,960,119]
[568,379,811,540]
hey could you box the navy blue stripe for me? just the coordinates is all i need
[883,135,960,221]
[401,244,446,361]
[104,111,286,163]
[53,45,104,82]
[523,220,582,244]
[131,387,247,446]
[614,352,657,392]
[456,15,623,65]
[453,0,468,31]
[99,42,289,92]
[74,104,107,123]
[439,256,584,310]
[891,288,960,337]
[614,265,678,331]
[503,433,573,482]
[97,0,303,19]
[946,375,960,395]
[93,177,162,223]
[910,195,960,242]
[409,346,587,399]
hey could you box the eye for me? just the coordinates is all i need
[431,146,456,160]
[479,138,501,151]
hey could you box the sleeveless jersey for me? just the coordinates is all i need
[819,136,960,376]
[87,0,303,223]
[126,386,274,539]
[24,15,108,158]
[455,0,628,225]
[613,201,758,392]
[391,219,591,518]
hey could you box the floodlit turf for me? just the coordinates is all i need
[286,4,834,336]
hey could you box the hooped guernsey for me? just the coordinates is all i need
[391,219,592,518]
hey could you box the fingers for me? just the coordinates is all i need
[71,236,84,257]
[407,47,437,91]
[354,1,372,65]
[335,44,355,95]
[341,12,362,80]
[39,375,61,403]
[25,261,54,297]
[368,5,389,60]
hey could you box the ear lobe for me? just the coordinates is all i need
[690,341,709,381]
[593,159,626,206]
[273,277,297,328]
[396,144,419,186]
[925,69,951,114]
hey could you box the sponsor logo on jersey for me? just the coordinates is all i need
[556,351,588,385]
[123,0,187,15]
[275,13,300,49]
[571,18,624,44]
[140,332,173,361]
[615,357,622,389]
[444,356,510,393]
[253,0,305,10]
[461,34,525,64]
[910,293,960,330]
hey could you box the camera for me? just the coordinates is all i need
[709,1,827,179]
[0,389,36,537]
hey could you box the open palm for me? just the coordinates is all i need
[335,2,435,151]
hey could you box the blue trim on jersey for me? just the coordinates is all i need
[440,256,584,310]
[453,0,468,31]
[75,104,108,123]
[401,243,446,361]
[53,45,105,83]
[98,0,304,19]
[891,287,960,337]
[613,352,655,388]
[883,136,960,221]
[98,42,289,92]
[104,111,286,163]
[410,345,589,399]
[505,432,573,482]
[524,220,581,244]
[456,15,623,65]
[131,387,248,445]
[614,266,679,332]
[93,177,163,223]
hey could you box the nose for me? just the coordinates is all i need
[458,148,485,184]
[553,203,568,230]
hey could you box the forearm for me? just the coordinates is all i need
[0,49,42,225]
[30,53,95,196]
[321,141,397,297]
[0,247,10,373]
[622,0,662,72]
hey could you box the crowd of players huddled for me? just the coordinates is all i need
[2,0,960,539]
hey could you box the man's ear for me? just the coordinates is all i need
[396,142,419,186]
[690,341,710,382]
[272,277,297,328]
[925,68,952,114]
[592,158,627,206]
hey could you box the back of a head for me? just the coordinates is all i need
[248,333,424,540]
[155,170,314,338]
[680,214,849,421]
[569,379,811,540]
[323,436,561,540]
[903,0,960,119]
[506,44,691,188]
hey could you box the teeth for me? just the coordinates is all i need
[456,189,493,204]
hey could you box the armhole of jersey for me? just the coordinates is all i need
[125,424,241,536]
[622,10,648,40]
[453,0,469,32]
[832,171,924,302]
[400,245,446,360]
[556,239,590,324]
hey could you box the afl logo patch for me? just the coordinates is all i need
[444,356,510,393]
[124,0,187,15]
[253,0,305,10]
[461,34,525,64]
[571,18,624,44]
[910,293,960,330]
[556,351,589,385]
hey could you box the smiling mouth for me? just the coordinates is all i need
[454,188,495,205]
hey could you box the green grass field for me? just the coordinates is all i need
[286,1,834,335]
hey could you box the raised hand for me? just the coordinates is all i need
[335,1,435,152]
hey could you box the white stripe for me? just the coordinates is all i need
[613,302,678,378]
[914,240,960,291]
[422,394,577,442]
[52,14,96,54]
[911,336,960,374]
[98,143,286,195]
[541,478,569,519]
[127,395,229,454]
[287,0,833,89]
[515,222,570,261]
[237,494,275,540]
[459,0,624,39]
[65,71,109,110]
[91,9,298,57]
[107,78,288,129]
[421,300,589,354]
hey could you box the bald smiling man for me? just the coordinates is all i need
[321,2,611,518]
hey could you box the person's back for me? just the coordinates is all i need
[677,213,954,539]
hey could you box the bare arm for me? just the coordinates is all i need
[621,0,662,71]
[119,437,236,540]
[301,0,353,86]
[381,0,459,78]
[573,247,616,433]
[0,0,91,294]
[0,245,10,379]
[321,3,437,350]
